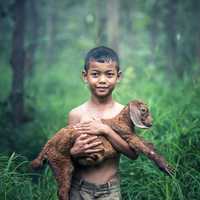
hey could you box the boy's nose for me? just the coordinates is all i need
[99,75,106,83]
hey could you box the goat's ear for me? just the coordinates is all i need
[129,103,149,129]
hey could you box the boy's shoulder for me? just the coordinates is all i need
[69,103,87,115]
[68,102,88,124]
[114,102,124,110]
[111,102,124,116]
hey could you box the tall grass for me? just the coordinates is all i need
[0,153,57,200]
[0,57,200,199]
[118,67,200,200]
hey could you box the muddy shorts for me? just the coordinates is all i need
[69,177,122,200]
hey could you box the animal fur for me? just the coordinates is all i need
[31,100,174,200]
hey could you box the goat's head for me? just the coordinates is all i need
[128,100,152,129]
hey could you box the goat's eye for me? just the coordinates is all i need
[140,107,146,113]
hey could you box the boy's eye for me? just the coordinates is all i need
[91,72,99,77]
[106,72,114,77]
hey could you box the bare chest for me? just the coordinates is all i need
[79,108,120,122]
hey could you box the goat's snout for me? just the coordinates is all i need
[146,116,153,127]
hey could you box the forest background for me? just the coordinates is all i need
[0,0,200,199]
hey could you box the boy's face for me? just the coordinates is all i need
[83,60,121,98]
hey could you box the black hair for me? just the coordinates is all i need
[84,46,120,72]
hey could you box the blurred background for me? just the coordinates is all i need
[0,0,200,199]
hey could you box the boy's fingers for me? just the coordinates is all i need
[74,120,96,128]
[85,132,97,135]
[77,134,88,140]
[74,125,91,131]
[75,129,91,135]
[83,136,99,143]
[75,122,90,126]
[77,135,98,143]
[78,121,92,126]
[84,141,102,149]
[73,122,90,128]
[76,127,91,131]
[85,148,104,153]
[76,131,92,137]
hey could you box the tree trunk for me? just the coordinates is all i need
[96,0,107,46]
[46,0,57,65]
[149,1,159,65]
[193,2,200,65]
[25,0,39,75]
[164,0,178,76]
[197,36,200,64]
[10,0,26,125]
[121,0,134,31]
[106,0,120,52]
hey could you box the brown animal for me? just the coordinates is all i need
[31,100,174,200]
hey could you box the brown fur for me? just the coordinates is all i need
[31,100,174,200]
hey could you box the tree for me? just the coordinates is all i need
[45,0,58,65]
[25,0,39,74]
[96,0,107,46]
[164,0,178,76]
[106,0,120,52]
[148,0,160,65]
[10,0,26,125]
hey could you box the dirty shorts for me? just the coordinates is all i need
[69,176,122,200]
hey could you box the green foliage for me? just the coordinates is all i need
[1,61,200,199]
[118,71,200,200]
[0,153,57,200]
[0,0,200,199]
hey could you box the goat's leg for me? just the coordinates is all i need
[110,124,174,175]
[49,156,73,200]
[128,135,174,176]
[31,147,48,170]
[31,137,57,170]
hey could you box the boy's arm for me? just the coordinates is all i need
[102,125,138,160]
[68,110,103,157]
[74,119,138,160]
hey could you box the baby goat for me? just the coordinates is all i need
[31,100,174,200]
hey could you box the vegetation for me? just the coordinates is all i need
[0,0,200,199]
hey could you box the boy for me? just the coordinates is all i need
[68,46,138,200]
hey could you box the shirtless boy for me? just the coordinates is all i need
[68,46,138,199]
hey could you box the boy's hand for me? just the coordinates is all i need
[73,118,109,136]
[70,134,103,157]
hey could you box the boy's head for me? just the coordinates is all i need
[83,46,122,98]
[84,46,120,72]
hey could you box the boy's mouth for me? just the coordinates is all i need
[97,87,108,89]
[96,87,109,92]
[96,87,109,90]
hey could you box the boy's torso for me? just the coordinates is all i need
[76,100,124,120]
[72,100,124,184]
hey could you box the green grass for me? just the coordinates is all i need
[0,153,58,200]
[0,54,200,199]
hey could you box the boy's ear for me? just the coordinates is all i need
[82,70,88,83]
[117,71,122,82]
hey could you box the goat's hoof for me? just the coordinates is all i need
[31,159,42,170]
